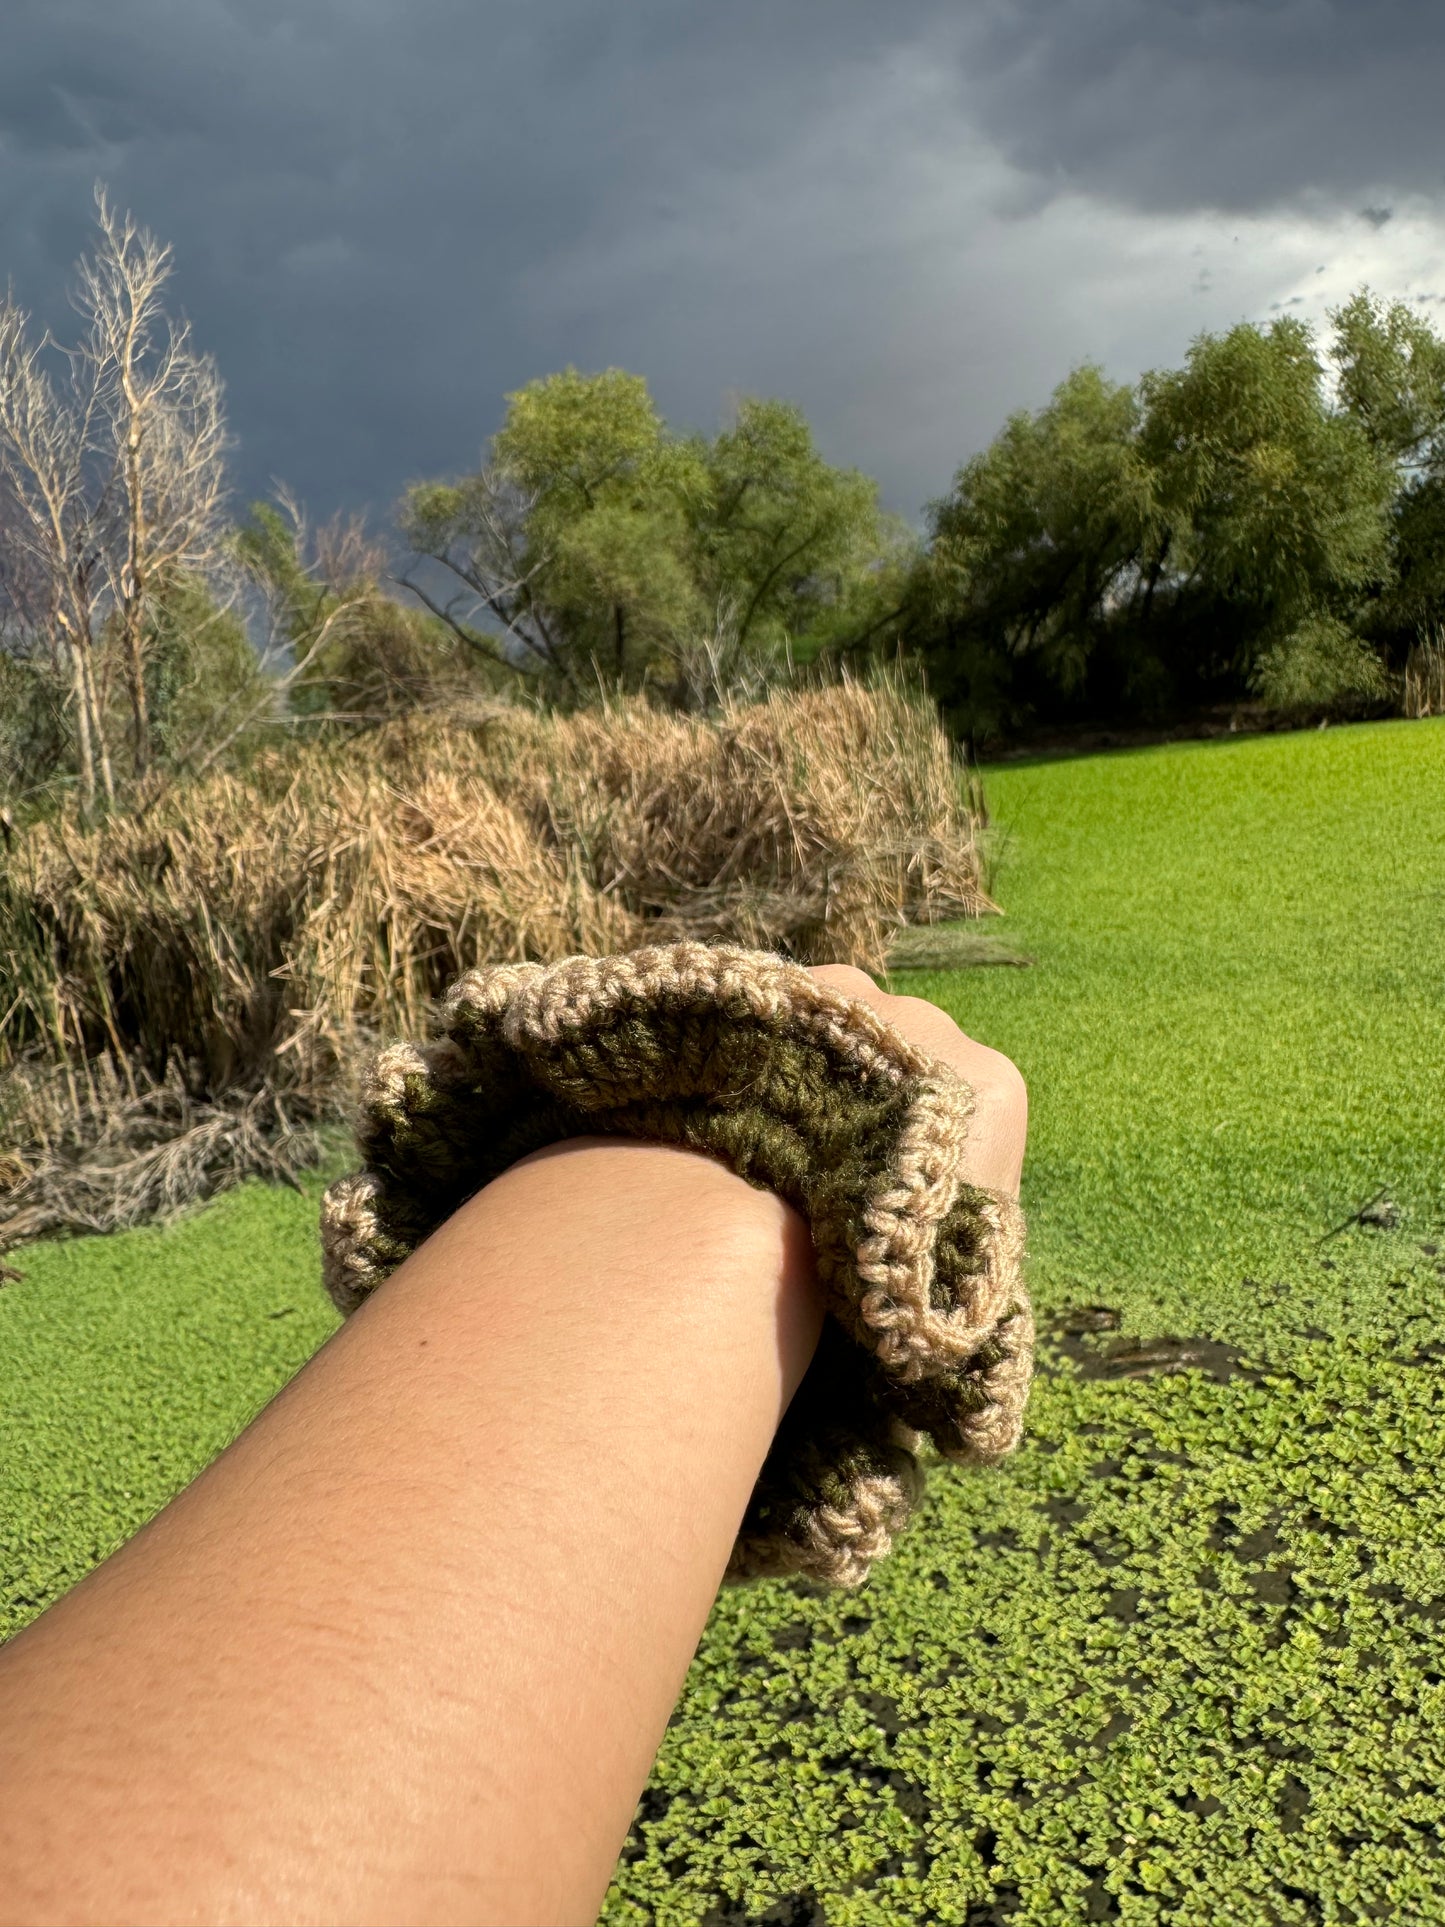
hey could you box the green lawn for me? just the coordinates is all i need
[3,717,1444,1924]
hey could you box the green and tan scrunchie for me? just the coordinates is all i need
[319,941,1033,1589]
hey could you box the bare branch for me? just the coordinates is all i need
[0,290,114,806]
[400,467,584,695]
[72,185,234,779]
[389,570,527,676]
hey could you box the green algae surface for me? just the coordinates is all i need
[613,716,1445,1926]
[3,716,1444,1923]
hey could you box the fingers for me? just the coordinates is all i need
[806,963,1028,1198]
[954,1049,1028,1199]
[808,964,880,999]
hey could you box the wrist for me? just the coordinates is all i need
[325,944,1033,1592]
[436,1134,825,1402]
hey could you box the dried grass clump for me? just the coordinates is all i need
[0,1053,326,1266]
[374,671,991,968]
[0,669,989,1255]
[0,752,641,1110]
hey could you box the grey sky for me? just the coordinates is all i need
[2,1,1442,539]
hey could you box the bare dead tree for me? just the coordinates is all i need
[0,295,115,810]
[77,188,233,781]
[0,189,234,811]
[312,500,391,598]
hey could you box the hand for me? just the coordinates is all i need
[807,965,1028,1200]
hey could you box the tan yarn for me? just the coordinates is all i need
[319,941,1033,1588]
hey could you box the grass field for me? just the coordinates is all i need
[2,716,1443,1923]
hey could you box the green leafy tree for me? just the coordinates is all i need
[917,311,1401,743]
[0,649,69,814]
[1383,480,1445,644]
[685,396,910,666]
[1329,289,1445,655]
[1329,288,1445,469]
[914,365,1163,741]
[399,368,903,708]
[1250,611,1389,714]
[139,571,278,771]
[236,495,502,732]
[1139,316,1395,707]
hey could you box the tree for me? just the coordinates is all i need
[915,311,1401,743]
[399,369,685,700]
[0,295,116,810]
[1329,289,1445,658]
[1329,288,1445,471]
[914,365,1162,741]
[398,368,903,709]
[0,188,232,808]
[0,649,69,815]
[235,492,505,737]
[80,190,232,780]
[139,570,277,773]
[686,396,909,665]
[1139,316,1394,693]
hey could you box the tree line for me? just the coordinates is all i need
[916,295,1445,741]
[5,194,1445,826]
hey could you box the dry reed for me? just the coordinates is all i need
[0,669,990,1255]
[1402,629,1445,720]
[0,1055,325,1265]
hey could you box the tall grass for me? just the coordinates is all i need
[0,669,989,1251]
[1402,628,1445,719]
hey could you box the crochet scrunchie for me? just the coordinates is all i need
[319,941,1033,1588]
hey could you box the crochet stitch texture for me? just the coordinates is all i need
[319,941,1034,1588]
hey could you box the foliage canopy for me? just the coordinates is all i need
[912,294,1445,743]
[399,367,911,708]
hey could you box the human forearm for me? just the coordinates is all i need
[0,1138,824,1927]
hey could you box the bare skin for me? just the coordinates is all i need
[0,968,1026,1927]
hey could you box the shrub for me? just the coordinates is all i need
[1249,612,1391,717]
[0,654,70,814]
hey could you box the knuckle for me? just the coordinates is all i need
[894,992,950,1023]
[808,963,880,997]
[979,1051,1028,1110]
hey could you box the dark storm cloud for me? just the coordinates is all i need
[956,0,1445,216]
[1,0,954,521]
[0,2,1440,533]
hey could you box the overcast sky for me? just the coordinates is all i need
[4,1,1444,537]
